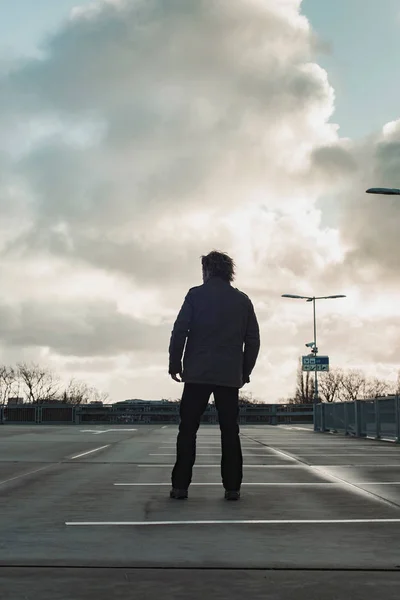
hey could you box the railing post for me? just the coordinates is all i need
[344,402,348,436]
[36,406,43,424]
[271,404,277,426]
[355,400,362,437]
[395,396,400,444]
[320,403,326,432]
[375,399,381,440]
[314,403,319,431]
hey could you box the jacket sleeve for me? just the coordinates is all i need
[243,300,260,379]
[168,291,193,374]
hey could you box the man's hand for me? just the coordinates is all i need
[170,372,183,383]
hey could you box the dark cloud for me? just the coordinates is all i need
[311,143,358,177]
[0,298,170,357]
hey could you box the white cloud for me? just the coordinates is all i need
[0,0,398,401]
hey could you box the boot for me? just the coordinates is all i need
[224,490,240,501]
[170,488,188,499]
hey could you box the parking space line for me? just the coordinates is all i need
[80,429,137,435]
[159,446,265,449]
[66,518,400,526]
[243,445,398,448]
[138,464,303,468]
[359,482,400,485]
[70,445,110,460]
[315,465,400,468]
[266,447,297,462]
[149,453,280,457]
[242,435,400,509]
[114,482,339,487]
[0,464,54,487]
[294,454,400,457]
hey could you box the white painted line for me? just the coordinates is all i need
[66,519,400,527]
[138,464,303,468]
[0,465,54,487]
[80,430,102,434]
[247,436,392,450]
[80,429,137,435]
[114,482,338,487]
[159,446,265,450]
[267,447,297,462]
[149,453,277,457]
[297,453,400,457]
[105,429,137,432]
[161,426,168,429]
[70,445,110,460]
[277,426,314,431]
[315,465,400,468]
[359,482,400,485]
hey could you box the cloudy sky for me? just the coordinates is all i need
[0,0,399,403]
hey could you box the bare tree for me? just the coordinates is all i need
[394,370,400,396]
[363,377,390,399]
[292,359,315,404]
[238,391,255,405]
[278,396,292,404]
[16,361,61,404]
[318,368,344,403]
[0,365,22,405]
[282,365,400,405]
[88,386,110,405]
[59,378,92,405]
[338,369,366,402]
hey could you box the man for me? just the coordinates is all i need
[168,250,260,501]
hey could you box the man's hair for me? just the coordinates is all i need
[201,250,236,283]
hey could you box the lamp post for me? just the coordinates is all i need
[281,294,346,407]
[366,188,400,195]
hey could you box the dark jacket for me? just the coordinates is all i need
[168,276,260,388]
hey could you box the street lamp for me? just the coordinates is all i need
[281,294,346,407]
[366,188,400,195]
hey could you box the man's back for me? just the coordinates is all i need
[169,276,260,388]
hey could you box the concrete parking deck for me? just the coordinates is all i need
[1,424,400,599]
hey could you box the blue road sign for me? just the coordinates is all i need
[302,355,329,372]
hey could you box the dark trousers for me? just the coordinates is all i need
[171,383,243,491]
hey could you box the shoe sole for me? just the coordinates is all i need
[170,492,188,499]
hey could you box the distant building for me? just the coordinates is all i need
[7,397,24,405]
[115,399,170,406]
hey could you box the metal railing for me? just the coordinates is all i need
[314,397,400,443]
[0,403,314,426]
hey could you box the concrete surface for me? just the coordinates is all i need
[1,423,400,598]
[2,569,400,600]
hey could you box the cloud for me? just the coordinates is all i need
[0,0,398,401]
[1,0,336,233]
[326,119,400,287]
[0,1,339,279]
[0,298,170,357]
